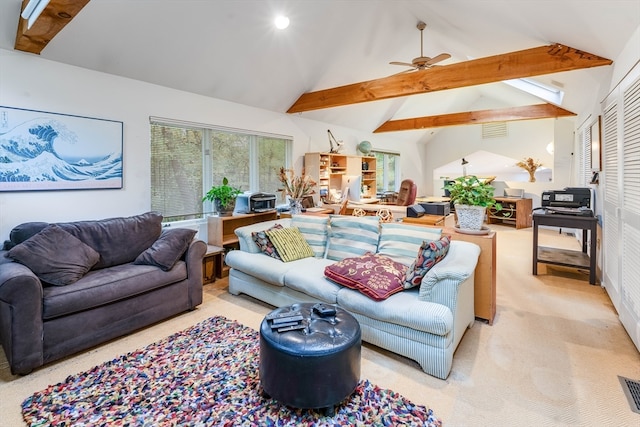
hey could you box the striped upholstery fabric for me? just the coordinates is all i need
[291,215,329,258]
[326,215,380,261]
[265,227,315,262]
[377,223,442,267]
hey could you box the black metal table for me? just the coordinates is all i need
[532,212,598,285]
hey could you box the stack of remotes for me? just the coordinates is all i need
[265,310,305,333]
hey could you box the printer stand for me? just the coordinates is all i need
[532,212,598,285]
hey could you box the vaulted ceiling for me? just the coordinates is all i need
[2,0,639,138]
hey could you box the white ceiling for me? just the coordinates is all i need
[1,0,639,136]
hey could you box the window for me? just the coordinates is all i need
[150,118,291,221]
[373,151,400,193]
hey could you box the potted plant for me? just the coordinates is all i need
[203,177,242,216]
[444,175,502,231]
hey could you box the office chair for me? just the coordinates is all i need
[396,179,417,206]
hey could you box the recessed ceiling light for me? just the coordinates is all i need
[275,15,290,30]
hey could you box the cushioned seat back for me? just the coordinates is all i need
[396,179,417,206]
[5,222,50,249]
[57,212,163,270]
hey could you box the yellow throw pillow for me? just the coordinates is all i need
[265,227,315,262]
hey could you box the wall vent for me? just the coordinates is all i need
[482,122,508,139]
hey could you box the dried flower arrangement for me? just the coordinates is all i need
[278,167,316,199]
[516,157,543,182]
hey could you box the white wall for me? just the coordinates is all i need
[423,105,574,206]
[0,48,420,239]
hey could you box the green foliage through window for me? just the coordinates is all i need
[151,121,291,221]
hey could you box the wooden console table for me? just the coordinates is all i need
[207,211,278,277]
[398,221,497,325]
[442,227,497,325]
[532,212,598,285]
[488,197,532,229]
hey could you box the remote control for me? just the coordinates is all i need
[270,321,300,329]
[272,314,304,324]
[277,324,306,333]
[265,310,301,321]
[312,303,336,317]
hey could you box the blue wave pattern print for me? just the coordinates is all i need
[0,119,122,183]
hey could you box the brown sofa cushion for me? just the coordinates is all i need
[7,225,100,286]
[57,212,163,270]
[134,228,197,271]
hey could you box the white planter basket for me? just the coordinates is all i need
[455,204,487,230]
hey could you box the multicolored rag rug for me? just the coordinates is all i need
[22,316,442,426]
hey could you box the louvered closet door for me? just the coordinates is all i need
[603,63,640,351]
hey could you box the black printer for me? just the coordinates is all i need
[541,187,591,208]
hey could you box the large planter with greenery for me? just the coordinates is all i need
[444,175,502,231]
[203,177,242,216]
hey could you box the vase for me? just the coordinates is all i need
[215,199,236,216]
[528,170,536,182]
[289,198,303,215]
[455,204,487,231]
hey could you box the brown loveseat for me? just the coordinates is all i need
[0,212,206,375]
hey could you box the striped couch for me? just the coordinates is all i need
[225,215,481,379]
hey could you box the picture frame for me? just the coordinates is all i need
[0,105,123,192]
[590,115,602,172]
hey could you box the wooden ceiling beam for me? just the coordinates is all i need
[15,0,90,55]
[287,44,612,114]
[374,104,576,133]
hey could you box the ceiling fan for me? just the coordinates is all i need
[390,21,451,71]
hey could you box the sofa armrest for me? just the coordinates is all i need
[418,240,481,307]
[0,253,44,374]
[183,239,207,308]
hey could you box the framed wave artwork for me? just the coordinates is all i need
[0,105,123,192]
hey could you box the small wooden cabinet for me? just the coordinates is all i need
[488,197,532,229]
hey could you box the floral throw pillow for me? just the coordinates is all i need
[324,253,408,301]
[252,224,284,260]
[404,235,451,289]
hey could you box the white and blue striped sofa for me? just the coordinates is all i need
[225,215,481,379]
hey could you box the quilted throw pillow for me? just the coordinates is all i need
[7,224,100,286]
[324,253,408,301]
[251,223,284,260]
[404,235,451,289]
[265,226,315,263]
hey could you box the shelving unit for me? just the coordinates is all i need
[361,156,377,198]
[487,197,532,229]
[207,211,277,277]
[305,152,376,202]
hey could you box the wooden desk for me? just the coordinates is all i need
[279,208,335,219]
[532,212,598,285]
[402,215,447,226]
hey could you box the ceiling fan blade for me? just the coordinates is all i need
[389,61,416,67]
[426,53,451,65]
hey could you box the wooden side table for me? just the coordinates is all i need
[203,245,225,284]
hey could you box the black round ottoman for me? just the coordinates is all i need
[259,302,361,414]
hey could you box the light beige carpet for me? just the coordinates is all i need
[1,222,639,426]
